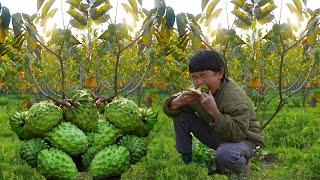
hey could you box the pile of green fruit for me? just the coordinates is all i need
[9,90,158,179]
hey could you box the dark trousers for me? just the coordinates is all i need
[173,111,256,173]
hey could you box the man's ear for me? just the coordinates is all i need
[218,69,224,80]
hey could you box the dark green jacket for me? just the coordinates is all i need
[163,78,264,147]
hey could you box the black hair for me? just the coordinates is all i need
[188,50,228,82]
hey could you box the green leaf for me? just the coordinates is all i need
[187,13,196,24]
[242,3,254,12]
[201,0,209,11]
[66,0,81,7]
[257,14,274,24]
[302,0,307,6]
[91,0,105,8]
[234,19,250,30]
[138,0,143,6]
[314,47,320,65]
[116,23,130,39]
[37,0,45,11]
[89,3,112,20]
[176,13,187,37]
[280,23,293,40]
[156,4,166,21]
[0,30,7,44]
[228,30,245,47]
[232,7,252,25]
[189,22,202,40]
[195,13,202,21]
[141,26,154,46]
[41,0,55,18]
[256,0,271,8]
[165,6,175,29]
[205,8,222,26]
[255,2,276,20]
[128,0,138,13]
[77,2,90,12]
[306,27,318,46]
[92,14,109,25]
[13,33,25,49]
[98,29,109,41]
[142,16,155,30]
[1,6,11,30]
[287,3,298,15]
[293,0,302,13]
[70,19,86,29]
[263,30,278,43]
[286,3,303,20]
[231,0,245,7]
[67,7,87,25]
[64,29,81,46]
[12,13,23,37]
[122,3,133,14]
[46,8,58,19]
[306,8,313,16]
[154,0,165,8]
[206,0,220,17]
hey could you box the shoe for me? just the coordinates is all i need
[181,153,192,164]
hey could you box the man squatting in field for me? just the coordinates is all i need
[163,50,264,174]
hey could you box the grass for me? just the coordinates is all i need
[0,94,319,179]
[0,95,44,180]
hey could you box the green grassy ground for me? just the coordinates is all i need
[0,95,319,179]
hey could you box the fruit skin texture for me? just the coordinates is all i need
[37,148,78,180]
[64,90,99,132]
[10,111,36,140]
[89,145,130,179]
[20,138,48,167]
[104,97,142,132]
[45,122,88,156]
[82,119,121,168]
[87,119,121,148]
[120,135,147,164]
[26,101,63,135]
[132,108,158,137]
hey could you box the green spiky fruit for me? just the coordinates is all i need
[81,119,122,169]
[132,108,158,137]
[73,89,94,103]
[81,146,100,169]
[37,149,78,180]
[104,97,142,132]
[87,119,121,149]
[26,101,63,135]
[20,138,48,167]
[120,135,147,164]
[63,89,98,132]
[90,145,130,179]
[10,111,36,140]
[45,122,88,156]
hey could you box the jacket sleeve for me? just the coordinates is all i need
[213,103,253,142]
[163,96,182,117]
[162,94,194,117]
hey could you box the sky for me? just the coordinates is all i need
[1,0,319,33]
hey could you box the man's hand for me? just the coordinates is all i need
[199,91,220,120]
[169,91,200,110]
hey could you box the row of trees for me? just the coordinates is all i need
[0,0,319,128]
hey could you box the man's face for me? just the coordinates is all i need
[190,70,224,94]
